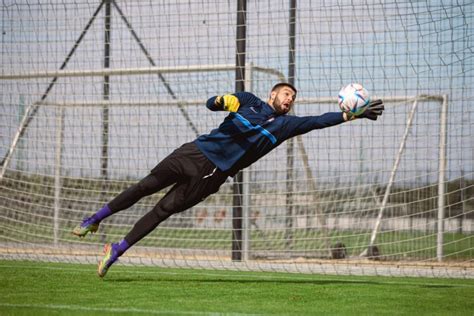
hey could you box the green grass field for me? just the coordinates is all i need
[0,260,473,315]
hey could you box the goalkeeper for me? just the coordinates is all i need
[72,83,384,277]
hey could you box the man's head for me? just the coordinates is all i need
[268,82,297,115]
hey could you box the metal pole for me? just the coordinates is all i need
[285,0,297,251]
[241,63,253,261]
[102,0,111,182]
[232,0,247,261]
[100,0,112,180]
[242,165,250,261]
[288,0,297,85]
[53,106,65,245]
[1,64,286,81]
[437,95,448,261]
[98,0,112,243]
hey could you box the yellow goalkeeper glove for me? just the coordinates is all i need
[215,94,240,112]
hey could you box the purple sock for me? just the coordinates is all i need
[116,239,130,255]
[91,204,112,223]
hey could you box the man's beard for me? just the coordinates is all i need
[273,97,288,114]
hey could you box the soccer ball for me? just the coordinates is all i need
[338,83,370,116]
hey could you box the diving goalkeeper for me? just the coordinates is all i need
[72,83,384,277]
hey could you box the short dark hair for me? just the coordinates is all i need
[271,82,297,95]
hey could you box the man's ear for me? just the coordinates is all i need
[269,91,277,104]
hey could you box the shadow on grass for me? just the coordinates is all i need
[102,273,467,288]
[105,276,457,288]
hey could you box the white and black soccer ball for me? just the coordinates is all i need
[338,83,370,116]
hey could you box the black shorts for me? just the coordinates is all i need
[149,142,228,214]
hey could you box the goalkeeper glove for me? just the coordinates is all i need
[346,99,385,121]
[215,94,240,112]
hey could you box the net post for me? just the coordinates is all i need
[232,0,247,261]
[241,63,254,262]
[362,98,420,256]
[53,106,65,245]
[285,0,297,252]
[437,95,448,261]
[98,0,112,243]
[242,167,250,261]
[102,0,111,179]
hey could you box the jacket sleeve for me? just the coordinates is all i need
[284,112,346,138]
[205,92,258,112]
[206,96,222,111]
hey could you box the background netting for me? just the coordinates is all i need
[1,0,472,278]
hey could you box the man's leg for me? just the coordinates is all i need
[92,141,204,226]
[73,144,206,238]
[97,165,228,277]
[72,171,176,237]
[97,182,184,278]
[122,166,228,249]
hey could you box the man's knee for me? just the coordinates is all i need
[135,174,160,196]
[152,190,187,220]
[151,203,175,223]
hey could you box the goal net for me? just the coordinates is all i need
[1,1,473,278]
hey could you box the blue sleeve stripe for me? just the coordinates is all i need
[234,113,277,144]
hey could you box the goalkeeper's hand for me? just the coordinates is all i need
[215,94,240,112]
[345,99,385,121]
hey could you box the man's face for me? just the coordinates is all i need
[270,87,297,115]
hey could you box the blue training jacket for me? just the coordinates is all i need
[194,92,345,176]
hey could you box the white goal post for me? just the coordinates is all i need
[0,63,455,272]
